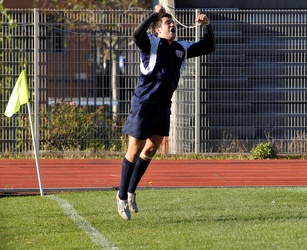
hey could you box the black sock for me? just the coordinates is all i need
[119,158,135,200]
[128,157,150,194]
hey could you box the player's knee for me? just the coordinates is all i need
[140,152,154,161]
[125,151,143,163]
[141,147,158,160]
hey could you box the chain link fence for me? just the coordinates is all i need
[1,9,307,155]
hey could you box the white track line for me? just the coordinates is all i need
[48,195,118,250]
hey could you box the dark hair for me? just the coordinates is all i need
[152,13,172,36]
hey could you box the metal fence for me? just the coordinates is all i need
[1,9,307,155]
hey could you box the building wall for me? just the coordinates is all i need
[175,0,307,9]
[4,0,53,9]
[3,0,35,8]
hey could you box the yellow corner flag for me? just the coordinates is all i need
[4,70,29,117]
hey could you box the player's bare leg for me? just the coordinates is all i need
[141,134,164,159]
[125,136,147,163]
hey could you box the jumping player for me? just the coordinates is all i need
[116,5,215,220]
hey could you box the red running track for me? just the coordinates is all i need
[1,159,307,194]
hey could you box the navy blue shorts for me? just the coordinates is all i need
[122,99,171,140]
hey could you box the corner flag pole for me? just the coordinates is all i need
[26,102,44,196]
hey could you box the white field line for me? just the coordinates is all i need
[48,195,118,250]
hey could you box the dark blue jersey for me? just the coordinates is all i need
[132,13,215,104]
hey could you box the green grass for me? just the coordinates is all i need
[1,188,307,249]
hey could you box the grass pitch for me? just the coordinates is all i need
[1,188,307,249]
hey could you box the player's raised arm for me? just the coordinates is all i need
[187,14,215,58]
[132,5,166,50]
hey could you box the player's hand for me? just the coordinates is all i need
[154,4,166,17]
[195,14,210,25]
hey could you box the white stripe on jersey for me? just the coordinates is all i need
[140,34,159,75]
